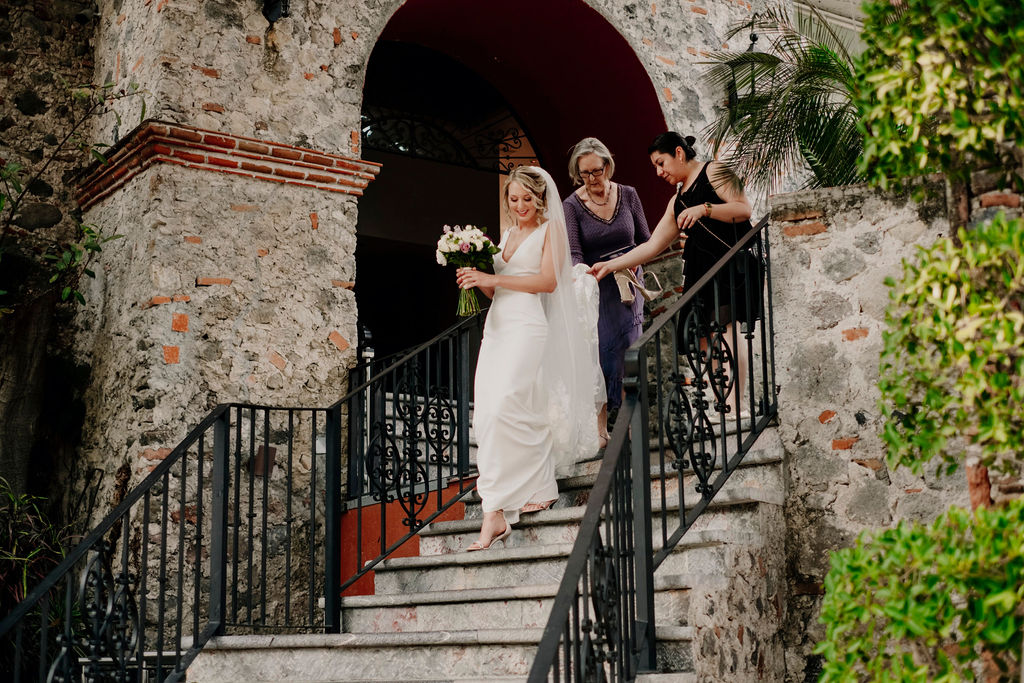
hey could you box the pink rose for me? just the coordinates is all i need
[460,242,471,253]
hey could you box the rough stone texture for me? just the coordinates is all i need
[74,163,358,505]
[91,0,400,156]
[87,0,765,161]
[769,181,969,681]
[0,1,97,240]
[687,503,786,682]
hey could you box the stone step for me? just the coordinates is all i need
[636,673,699,683]
[454,427,783,519]
[421,484,782,542]
[373,542,572,594]
[188,630,544,681]
[341,573,695,634]
[187,626,695,681]
[375,529,760,594]
[235,677,697,683]
[421,498,769,555]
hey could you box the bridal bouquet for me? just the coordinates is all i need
[436,224,499,316]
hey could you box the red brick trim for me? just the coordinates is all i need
[77,120,382,211]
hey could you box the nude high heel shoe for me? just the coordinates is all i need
[466,522,512,552]
[521,499,557,515]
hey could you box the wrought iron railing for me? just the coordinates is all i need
[339,314,482,593]
[529,215,777,681]
[0,314,483,682]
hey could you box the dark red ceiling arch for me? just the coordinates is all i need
[377,0,670,222]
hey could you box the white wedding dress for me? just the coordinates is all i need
[473,216,603,527]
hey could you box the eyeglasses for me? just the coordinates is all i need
[579,166,606,179]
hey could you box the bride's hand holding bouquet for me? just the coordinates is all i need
[436,224,499,316]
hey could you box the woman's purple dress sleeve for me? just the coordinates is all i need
[565,199,586,265]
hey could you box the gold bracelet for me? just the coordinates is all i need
[704,202,713,217]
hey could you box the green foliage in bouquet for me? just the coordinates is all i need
[855,0,1024,193]
[878,213,1024,476]
[816,497,1024,681]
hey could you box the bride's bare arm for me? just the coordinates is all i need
[457,230,557,295]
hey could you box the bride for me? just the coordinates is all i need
[456,166,603,551]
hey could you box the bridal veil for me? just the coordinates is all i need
[531,167,604,473]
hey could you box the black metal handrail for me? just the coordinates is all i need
[0,312,484,682]
[333,313,483,598]
[529,215,777,681]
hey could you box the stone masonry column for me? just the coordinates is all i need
[73,122,378,507]
[73,0,388,507]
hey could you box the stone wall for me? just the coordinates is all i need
[88,0,765,156]
[769,179,1024,680]
[89,0,387,155]
[72,126,374,508]
[586,0,765,132]
[0,0,103,497]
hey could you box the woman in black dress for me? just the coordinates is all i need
[590,132,757,414]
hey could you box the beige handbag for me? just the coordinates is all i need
[613,267,663,303]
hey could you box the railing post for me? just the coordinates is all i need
[457,324,472,475]
[626,349,657,672]
[209,407,230,635]
[325,404,343,633]
[346,362,366,497]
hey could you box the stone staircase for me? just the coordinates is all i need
[187,427,785,682]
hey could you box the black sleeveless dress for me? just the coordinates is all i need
[674,162,760,333]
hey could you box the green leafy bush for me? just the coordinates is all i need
[816,498,1024,681]
[0,477,73,674]
[856,0,1024,191]
[0,477,69,616]
[878,213,1024,476]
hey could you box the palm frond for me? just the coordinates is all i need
[699,1,863,195]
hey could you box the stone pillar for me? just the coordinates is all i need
[70,0,391,508]
[72,121,377,507]
[767,182,973,680]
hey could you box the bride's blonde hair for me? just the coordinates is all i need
[502,166,548,220]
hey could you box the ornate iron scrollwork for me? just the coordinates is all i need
[49,542,141,682]
[580,536,620,681]
[665,303,736,497]
[390,362,431,527]
[362,105,534,173]
[367,421,400,503]
[424,387,456,466]
[361,105,479,168]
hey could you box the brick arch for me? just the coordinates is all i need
[371,0,669,218]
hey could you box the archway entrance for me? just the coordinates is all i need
[356,0,667,357]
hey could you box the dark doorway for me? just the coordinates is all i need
[357,1,667,358]
[356,42,536,358]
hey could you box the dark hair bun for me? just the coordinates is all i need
[684,135,697,147]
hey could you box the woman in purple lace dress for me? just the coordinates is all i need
[564,138,651,445]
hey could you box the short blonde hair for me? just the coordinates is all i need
[502,166,548,219]
[568,137,615,186]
